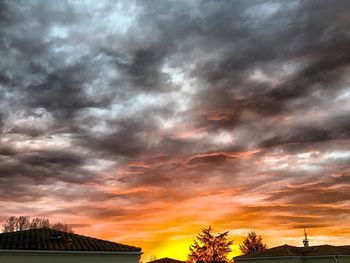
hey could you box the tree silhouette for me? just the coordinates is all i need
[2,216,73,233]
[188,226,233,263]
[2,216,31,232]
[239,231,267,255]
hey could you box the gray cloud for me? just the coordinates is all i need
[0,0,349,244]
[0,148,93,185]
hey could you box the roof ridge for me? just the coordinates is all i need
[1,228,139,249]
[234,244,350,260]
[147,257,186,263]
[326,244,338,254]
[64,231,140,249]
[284,244,293,256]
[0,227,60,234]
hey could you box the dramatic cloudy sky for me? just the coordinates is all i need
[1,0,350,260]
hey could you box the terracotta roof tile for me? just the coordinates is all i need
[234,244,350,260]
[0,228,141,253]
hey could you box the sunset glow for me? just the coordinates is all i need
[0,0,350,261]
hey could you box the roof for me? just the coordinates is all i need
[147,257,186,263]
[234,245,350,260]
[0,228,141,253]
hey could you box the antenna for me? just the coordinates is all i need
[303,227,309,247]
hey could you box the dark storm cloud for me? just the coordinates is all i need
[0,146,15,156]
[187,153,229,166]
[186,152,240,167]
[258,173,350,222]
[0,112,4,132]
[260,114,350,149]
[0,1,87,124]
[77,113,163,158]
[118,170,174,188]
[2,0,348,158]
[25,58,112,118]
[8,126,47,137]
[268,185,350,205]
[0,177,44,202]
[20,150,84,167]
[187,0,350,134]
[49,205,154,221]
[103,47,172,92]
[0,149,92,184]
[217,202,350,230]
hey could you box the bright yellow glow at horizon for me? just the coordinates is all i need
[149,240,191,261]
[141,237,242,261]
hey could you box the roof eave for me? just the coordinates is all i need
[0,249,142,255]
[234,255,350,261]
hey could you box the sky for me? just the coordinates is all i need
[0,0,350,260]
